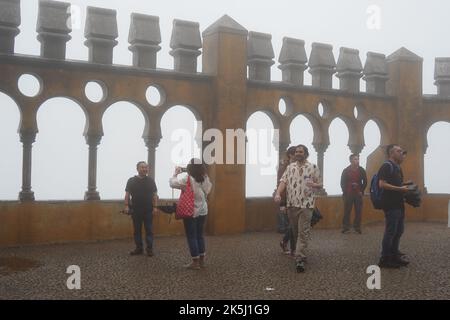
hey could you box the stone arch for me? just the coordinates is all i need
[36,95,88,135]
[0,89,22,115]
[324,117,350,195]
[362,116,390,147]
[246,109,280,156]
[289,112,323,144]
[101,99,150,138]
[424,121,450,194]
[97,101,148,199]
[245,111,278,197]
[33,97,88,200]
[359,119,382,169]
[157,105,202,199]
[162,103,203,123]
[288,113,318,163]
[327,114,357,146]
[246,108,280,130]
[0,92,22,200]
[159,103,205,147]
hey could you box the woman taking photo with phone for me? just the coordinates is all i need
[170,158,212,270]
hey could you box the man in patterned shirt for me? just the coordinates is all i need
[274,145,322,273]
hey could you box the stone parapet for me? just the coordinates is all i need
[84,6,118,64]
[247,31,274,81]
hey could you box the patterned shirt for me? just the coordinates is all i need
[280,161,321,208]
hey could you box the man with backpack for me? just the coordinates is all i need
[340,154,367,234]
[376,144,411,268]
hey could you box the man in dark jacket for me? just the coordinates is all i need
[340,154,367,234]
[377,144,410,268]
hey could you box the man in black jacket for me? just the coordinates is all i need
[377,144,410,268]
[340,154,367,234]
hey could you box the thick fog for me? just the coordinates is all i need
[1,0,449,200]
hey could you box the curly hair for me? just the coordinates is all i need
[296,144,309,159]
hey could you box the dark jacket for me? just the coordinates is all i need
[340,166,368,196]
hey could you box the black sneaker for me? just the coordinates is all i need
[146,248,154,257]
[393,255,409,266]
[378,257,401,269]
[341,229,350,234]
[130,248,143,256]
[397,251,407,257]
[354,228,362,234]
[296,260,305,273]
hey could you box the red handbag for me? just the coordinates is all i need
[175,175,195,220]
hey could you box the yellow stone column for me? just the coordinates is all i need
[387,47,424,219]
[202,15,248,234]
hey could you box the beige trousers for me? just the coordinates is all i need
[287,207,313,262]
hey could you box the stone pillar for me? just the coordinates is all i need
[336,47,362,93]
[247,31,274,81]
[277,141,290,155]
[0,0,20,54]
[308,42,336,89]
[275,121,291,153]
[36,0,71,60]
[170,19,202,73]
[272,120,291,167]
[84,7,118,64]
[313,143,328,195]
[19,132,36,201]
[144,137,160,179]
[363,52,388,95]
[278,37,307,86]
[348,144,364,155]
[387,47,424,218]
[84,134,101,200]
[202,15,248,234]
[434,58,450,97]
[128,13,161,69]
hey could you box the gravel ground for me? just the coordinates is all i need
[0,222,449,300]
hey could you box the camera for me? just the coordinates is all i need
[180,167,187,172]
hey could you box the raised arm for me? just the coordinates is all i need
[169,167,187,191]
[201,175,212,195]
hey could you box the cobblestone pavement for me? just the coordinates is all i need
[0,222,449,300]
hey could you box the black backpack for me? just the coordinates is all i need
[370,161,393,210]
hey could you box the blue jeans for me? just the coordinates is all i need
[131,209,153,250]
[282,227,295,252]
[381,208,405,258]
[277,209,289,233]
[183,215,206,258]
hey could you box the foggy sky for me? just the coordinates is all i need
[1,0,449,200]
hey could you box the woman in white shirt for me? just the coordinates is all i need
[169,158,212,270]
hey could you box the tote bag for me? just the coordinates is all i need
[175,175,195,220]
